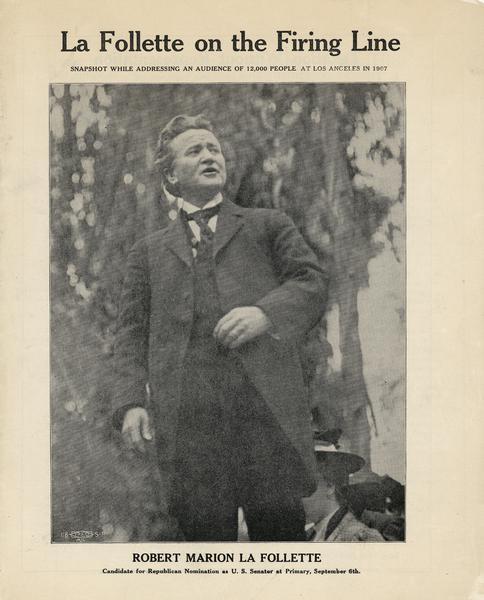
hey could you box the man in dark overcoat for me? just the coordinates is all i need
[112,114,329,541]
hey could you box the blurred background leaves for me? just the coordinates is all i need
[50,83,405,541]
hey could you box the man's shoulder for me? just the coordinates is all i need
[338,512,385,542]
[232,203,293,229]
[234,203,284,218]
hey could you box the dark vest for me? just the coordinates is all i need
[182,215,224,354]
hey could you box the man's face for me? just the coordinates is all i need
[166,128,227,203]
[303,477,334,524]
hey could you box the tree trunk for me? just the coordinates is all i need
[316,86,372,464]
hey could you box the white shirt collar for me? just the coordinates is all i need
[178,193,223,214]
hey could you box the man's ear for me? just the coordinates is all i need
[164,167,177,186]
[326,483,336,499]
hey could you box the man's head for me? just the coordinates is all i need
[303,456,349,523]
[303,430,365,523]
[155,114,226,205]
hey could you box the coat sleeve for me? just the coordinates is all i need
[357,526,385,542]
[111,238,150,426]
[255,210,330,341]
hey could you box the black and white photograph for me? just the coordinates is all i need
[50,83,405,543]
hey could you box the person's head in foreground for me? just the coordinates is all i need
[303,429,364,523]
[303,429,384,541]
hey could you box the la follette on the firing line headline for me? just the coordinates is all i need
[60,29,401,55]
[131,552,323,564]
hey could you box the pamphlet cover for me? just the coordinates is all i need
[1,0,483,598]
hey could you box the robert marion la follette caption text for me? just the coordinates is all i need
[102,552,359,575]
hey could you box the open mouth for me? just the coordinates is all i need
[201,167,219,175]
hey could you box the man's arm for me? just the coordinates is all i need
[213,210,329,348]
[255,210,329,341]
[111,239,151,440]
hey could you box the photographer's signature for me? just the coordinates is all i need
[60,529,103,542]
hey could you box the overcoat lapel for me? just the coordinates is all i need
[162,215,193,268]
[213,200,245,258]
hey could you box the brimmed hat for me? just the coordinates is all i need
[347,472,405,511]
[313,429,365,475]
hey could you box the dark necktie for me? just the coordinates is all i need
[183,204,221,260]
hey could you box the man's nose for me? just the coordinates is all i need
[200,147,214,161]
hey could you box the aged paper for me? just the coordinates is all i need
[1,0,483,598]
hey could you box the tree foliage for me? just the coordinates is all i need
[50,83,404,541]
